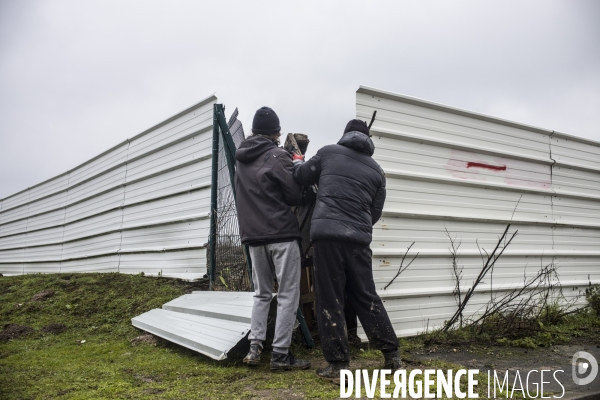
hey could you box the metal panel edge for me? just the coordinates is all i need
[358,85,553,135]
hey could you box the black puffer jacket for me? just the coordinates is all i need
[235,135,303,245]
[293,131,386,245]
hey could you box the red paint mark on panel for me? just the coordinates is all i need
[466,162,506,171]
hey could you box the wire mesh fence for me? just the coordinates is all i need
[209,108,251,291]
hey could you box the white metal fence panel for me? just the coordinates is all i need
[0,95,217,279]
[552,132,600,172]
[358,86,600,338]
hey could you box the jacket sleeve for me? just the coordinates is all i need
[293,150,322,186]
[371,172,386,225]
[275,153,304,206]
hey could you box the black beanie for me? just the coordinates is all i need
[343,119,370,136]
[252,107,281,135]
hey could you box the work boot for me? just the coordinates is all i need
[243,343,263,366]
[316,361,349,383]
[270,351,311,371]
[383,349,402,371]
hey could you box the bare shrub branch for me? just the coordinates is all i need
[384,242,419,290]
[443,223,519,332]
[445,227,464,327]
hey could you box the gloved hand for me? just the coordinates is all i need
[284,144,296,154]
[292,153,305,167]
[301,184,317,205]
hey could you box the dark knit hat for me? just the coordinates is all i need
[252,107,281,135]
[344,119,370,136]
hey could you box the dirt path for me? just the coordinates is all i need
[407,341,600,398]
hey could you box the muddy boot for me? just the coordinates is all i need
[383,349,402,371]
[270,351,311,371]
[316,361,349,383]
[243,343,263,366]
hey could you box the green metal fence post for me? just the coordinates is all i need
[215,104,238,195]
[209,104,220,290]
[296,306,315,348]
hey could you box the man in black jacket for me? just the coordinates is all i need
[293,119,401,380]
[235,107,310,371]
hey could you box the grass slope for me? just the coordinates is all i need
[2,273,597,399]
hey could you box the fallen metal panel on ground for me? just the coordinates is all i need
[132,291,254,360]
[162,292,254,323]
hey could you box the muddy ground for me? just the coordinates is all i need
[405,339,600,399]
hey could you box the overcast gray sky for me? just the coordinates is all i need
[1,0,599,199]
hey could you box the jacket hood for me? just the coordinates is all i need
[236,135,278,163]
[337,131,375,156]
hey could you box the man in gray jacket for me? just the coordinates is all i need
[235,106,310,371]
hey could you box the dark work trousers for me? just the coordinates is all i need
[313,240,398,363]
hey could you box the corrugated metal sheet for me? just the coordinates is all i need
[0,95,217,278]
[163,291,253,322]
[132,292,254,360]
[357,85,600,339]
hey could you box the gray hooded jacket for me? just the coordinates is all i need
[235,135,303,245]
